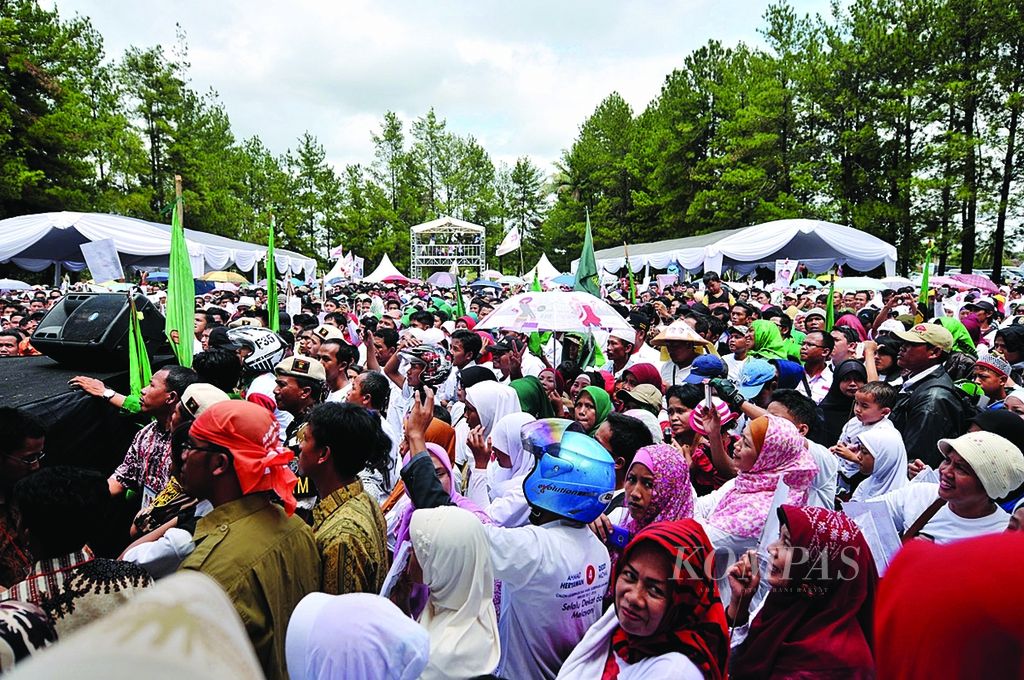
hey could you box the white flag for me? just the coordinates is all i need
[495,226,521,256]
[329,244,345,259]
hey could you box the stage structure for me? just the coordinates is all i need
[409,216,485,280]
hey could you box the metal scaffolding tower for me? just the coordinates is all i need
[409,216,486,280]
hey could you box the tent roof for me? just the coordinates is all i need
[524,253,563,281]
[0,211,316,277]
[362,253,407,283]
[580,219,896,277]
[411,216,485,234]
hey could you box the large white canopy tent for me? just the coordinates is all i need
[577,219,897,277]
[0,212,316,282]
[409,215,485,280]
[361,253,408,283]
[523,253,563,282]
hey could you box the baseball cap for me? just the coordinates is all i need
[684,354,726,384]
[609,327,636,345]
[976,355,1011,378]
[892,323,954,352]
[312,324,344,341]
[937,431,1024,499]
[615,384,663,411]
[207,326,242,351]
[228,317,262,328]
[962,299,996,313]
[237,296,255,308]
[628,312,651,335]
[490,336,526,354]
[275,355,327,382]
[736,358,777,400]
[180,383,230,418]
[728,324,749,336]
[877,318,906,335]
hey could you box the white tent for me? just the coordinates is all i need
[362,253,408,283]
[523,253,563,281]
[577,218,897,276]
[0,211,316,278]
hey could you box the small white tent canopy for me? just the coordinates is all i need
[362,253,407,283]
[578,218,897,276]
[523,253,563,281]
[0,211,316,277]
[411,216,485,235]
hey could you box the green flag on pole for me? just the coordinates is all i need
[120,293,152,413]
[918,241,934,307]
[573,209,600,298]
[451,263,466,318]
[267,215,279,332]
[531,266,541,292]
[825,271,836,332]
[165,178,194,367]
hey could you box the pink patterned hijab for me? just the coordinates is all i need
[623,444,694,533]
[705,415,817,538]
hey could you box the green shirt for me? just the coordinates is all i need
[180,494,320,680]
[312,479,389,596]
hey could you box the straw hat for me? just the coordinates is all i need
[649,319,710,347]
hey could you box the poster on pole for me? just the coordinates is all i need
[774,259,798,289]
[80,239,125,282]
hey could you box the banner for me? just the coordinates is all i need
[496,226,522,256]
[329,244,345,259]
[774,259,798,289]
[79,239,124,282]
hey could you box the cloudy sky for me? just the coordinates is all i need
[50,0,832,174]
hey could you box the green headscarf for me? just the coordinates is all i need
[937,317,977,356]
[782,328,805,362]
[510,376,556,419]
[749,319,787,361]
[578,385,613,435]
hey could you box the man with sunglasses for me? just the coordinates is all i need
[0,408,45,588]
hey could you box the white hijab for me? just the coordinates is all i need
[286,592,428,680]
[852,421,908,501]
[466,382,521,438]
[487,412,537,491]
[410,506,500,680]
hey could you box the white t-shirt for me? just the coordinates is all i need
[486,520,611,680]
[635,343,662,366]
[807,441,838,510]
[723,354,746,382]
[325,382,353,403]
[660,361,693,388]
[870,482,1009,543]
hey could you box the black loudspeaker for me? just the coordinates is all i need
[30,292,171,369]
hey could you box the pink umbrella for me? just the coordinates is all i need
[382,274,413,284]
[950,273,1000,294]
[928,275,973,291]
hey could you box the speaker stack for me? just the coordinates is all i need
[30,292,171,369]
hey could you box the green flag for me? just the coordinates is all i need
[918,241,934,307]
[825,272,836,332]
[165,192,194,367]
[127,294,152,399]
[526,267,551,356]
[573,209,600,298]
[531,266,541,292]
[267,216,279,332]
[624,242,636,304]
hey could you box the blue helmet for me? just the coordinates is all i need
[522,429,615,524]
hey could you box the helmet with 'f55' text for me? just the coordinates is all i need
[227,326,287,376]
[522,429,615,524]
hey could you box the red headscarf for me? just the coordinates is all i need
[604,520,729,680]
[458,315,477,330]
[835,314,868,341]
[189,401,299,516]
[875,532,1024,679]
[475,330,496,366]
[731,505,877,679]
[622,363,664,394]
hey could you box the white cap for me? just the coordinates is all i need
[938,431,1024,499]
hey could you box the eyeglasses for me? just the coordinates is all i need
[5,451,45,466]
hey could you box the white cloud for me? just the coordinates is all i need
[52,0,836,176]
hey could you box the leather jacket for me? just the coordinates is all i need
[890,365,964,468]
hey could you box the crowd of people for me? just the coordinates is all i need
[1,269,1024,679]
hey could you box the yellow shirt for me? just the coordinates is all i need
[180,494,320,680]
[312,479,389,596]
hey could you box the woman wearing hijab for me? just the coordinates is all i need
[451,369,501,480]
[864,335,903,386]
[287,592,429,680]
[557,520,729,679]
[748,320,787,361]
[382,417,459,515]
[620,363,663,393]
[728,506,877,679]
[510,376,557,419]
[575,384,613,435]
[620,444,695,535]
[695,415,817,602]
[465,412,538,527]
[408,506,501,680]
[814,359,868,447]
[465,381,521,438]
[834,313,868,342]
